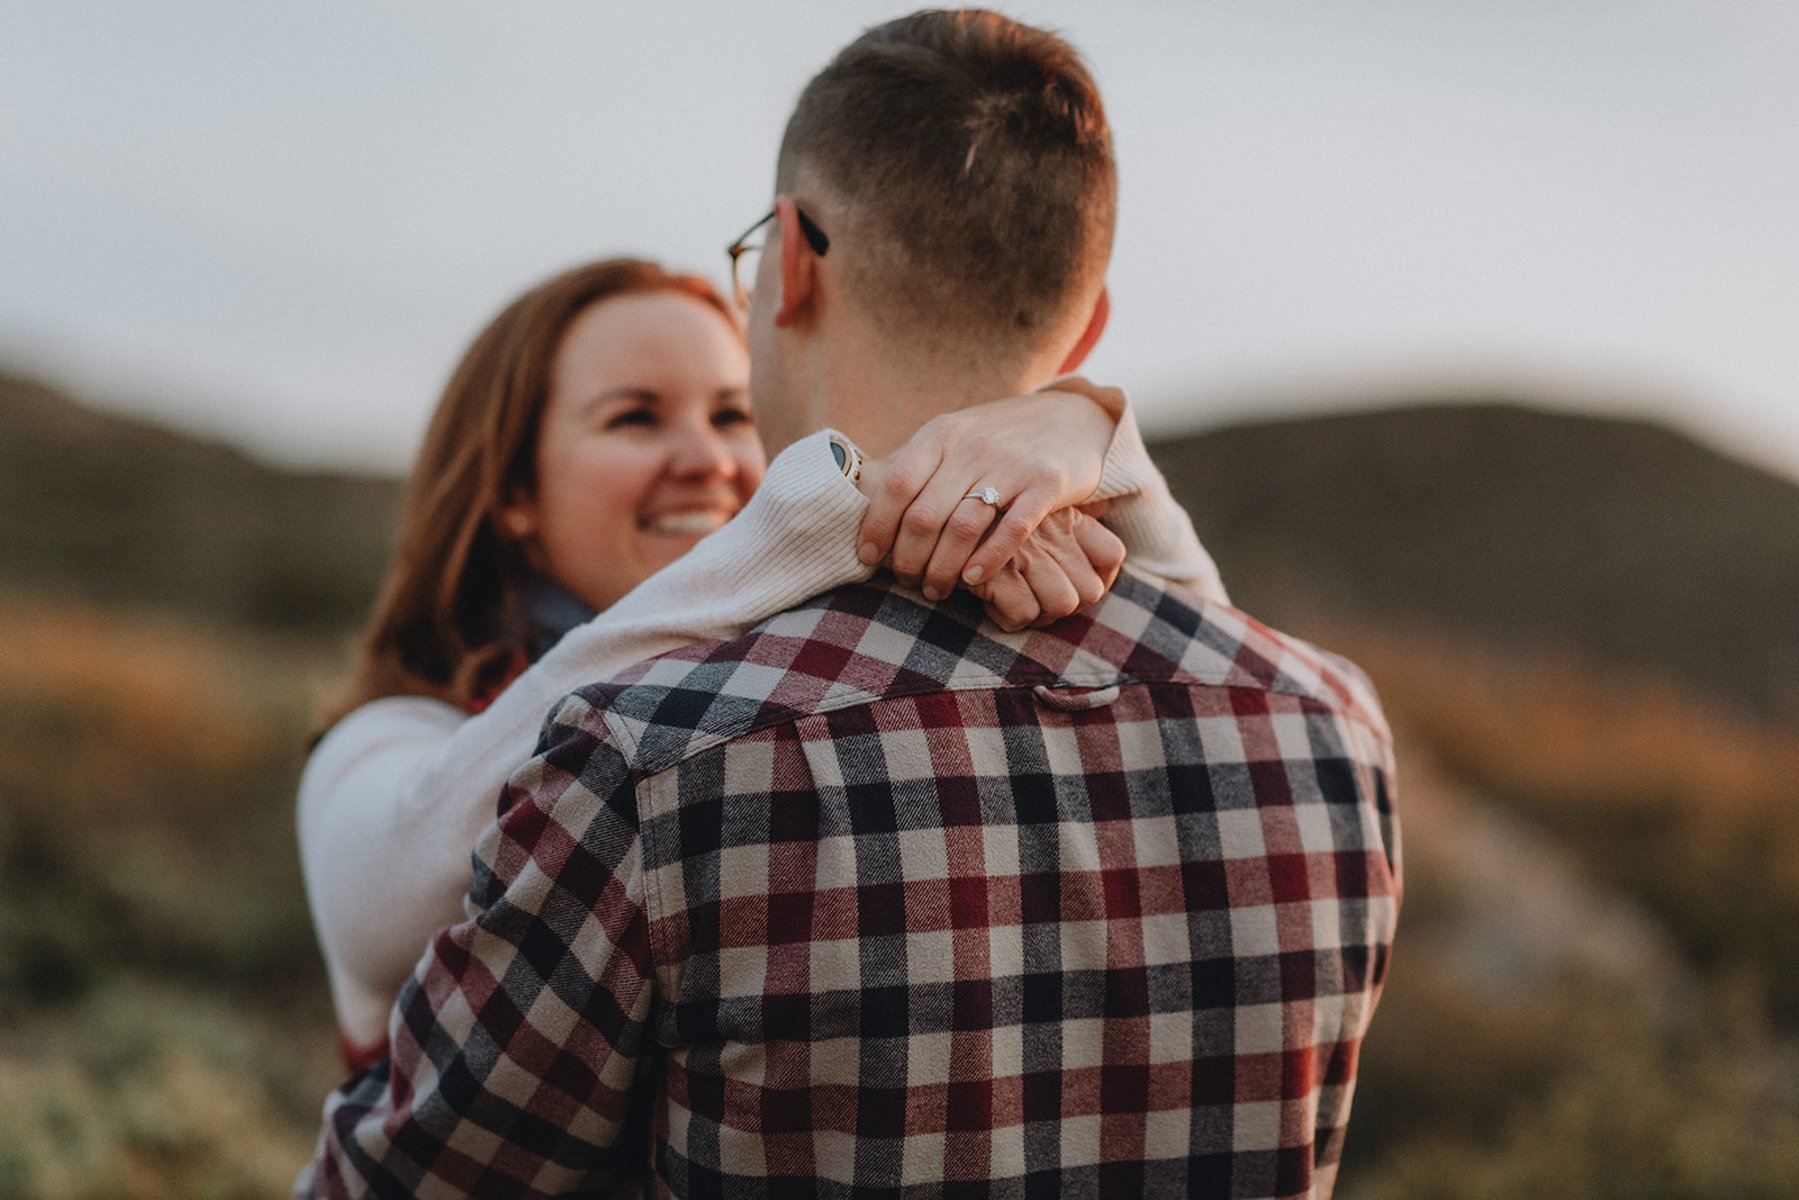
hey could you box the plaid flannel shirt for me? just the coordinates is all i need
[301,570,1399,1199]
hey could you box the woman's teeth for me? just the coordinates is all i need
[643,511,730,536]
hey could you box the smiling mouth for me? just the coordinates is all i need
[640,510,734,537]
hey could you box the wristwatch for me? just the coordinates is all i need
[828,435,863,485]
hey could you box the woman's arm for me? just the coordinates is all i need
[302,434,874,1055]
[297,696,486,1055]
[855,379,1229,606]
[1054,376,1229,604]
[404,430,875,841]
[305,427,1110,1053]
[405,412,1162,860]
[304,400,1203,1052]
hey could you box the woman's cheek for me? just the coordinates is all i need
[728,429,769,492]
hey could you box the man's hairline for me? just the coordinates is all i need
[769,161,1111,360]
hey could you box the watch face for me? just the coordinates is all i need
[830,440,849,473]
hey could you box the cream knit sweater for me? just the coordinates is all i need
[298,406,1226,1052]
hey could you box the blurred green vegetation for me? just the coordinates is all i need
[2,376,1797,1195]
[0,596,350,1198]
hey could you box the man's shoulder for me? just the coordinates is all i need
[553,568,1387,778]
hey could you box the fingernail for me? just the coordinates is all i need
[923,585,945,601]
[963,564,984,584]
[858,541,880,564]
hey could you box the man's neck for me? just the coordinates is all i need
[797,324,1062,458]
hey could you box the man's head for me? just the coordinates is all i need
[746,9,1116,451]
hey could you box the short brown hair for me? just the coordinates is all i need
[778,9,1114,349]
[320,259,735,734]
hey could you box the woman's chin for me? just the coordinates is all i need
[635,529,710,568]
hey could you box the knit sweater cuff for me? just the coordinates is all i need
[591,429,874,640]
[1033,373,1145,501]
[1035,376,1229,604]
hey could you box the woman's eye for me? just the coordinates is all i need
[713,408,753,428]
[605,408,656,430]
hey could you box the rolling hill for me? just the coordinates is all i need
[0,369,399,632]
[6,368,1795,716]
[1154,400,1799,717]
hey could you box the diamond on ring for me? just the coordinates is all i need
[965,487,1001,507]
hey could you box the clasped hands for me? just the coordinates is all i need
[853,380,1128,633]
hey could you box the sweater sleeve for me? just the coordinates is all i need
[409,428,873,841]
[301,432,874,1046]
[295,695,478,1052]
[1039,375,1229,605]
[300,413,1225,1051]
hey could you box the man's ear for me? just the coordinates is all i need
[1056,285,1110,374]
[773,196,819,328]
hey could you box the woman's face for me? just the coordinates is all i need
[508,290,764,613]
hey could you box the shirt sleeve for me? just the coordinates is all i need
[302,432,873,1055]
[298,693,657,1198]
[1038,375,1230,605]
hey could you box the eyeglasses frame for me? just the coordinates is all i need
[726,204,830,311]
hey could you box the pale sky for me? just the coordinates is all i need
[4,1,1797,480]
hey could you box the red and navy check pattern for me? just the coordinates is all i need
[300,570,1399,1199]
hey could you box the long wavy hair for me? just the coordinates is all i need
[320,258,737,733]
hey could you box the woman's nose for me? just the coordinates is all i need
[668,416,738,479]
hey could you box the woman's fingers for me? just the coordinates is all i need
[1072,513,1126,600]
[919,495,1004,600]
[890,462,994,592]
[858,388,1113,589]
[855,387,1124,603]
[972,512,1119,631]
[869,472,1126,617]
[975,562,1041,632]
[1034,512,1112,615]
[958,483,1059,587]
[1014,524,1084,625]
[855,435,942,566]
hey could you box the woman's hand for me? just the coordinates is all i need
[968,507,1125,632]
[855,382,1123,601]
